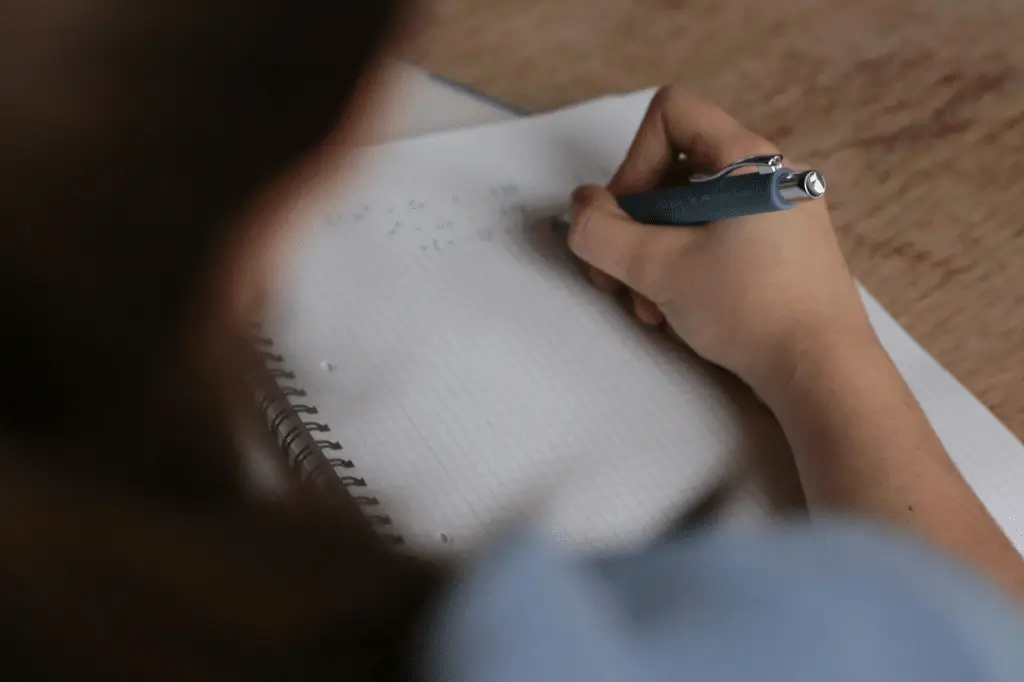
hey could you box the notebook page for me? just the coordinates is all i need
[267,90,1024,555]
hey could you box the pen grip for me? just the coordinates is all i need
[616,172,793,226]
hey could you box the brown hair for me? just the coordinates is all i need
[0,2,439,678]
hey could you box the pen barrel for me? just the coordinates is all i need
[617,172,794,226]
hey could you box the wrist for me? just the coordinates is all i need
[743,322,888,411]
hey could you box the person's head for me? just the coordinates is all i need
[0,1,411,494]
[0,4,444,677]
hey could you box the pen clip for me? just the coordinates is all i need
[689,154,784,183]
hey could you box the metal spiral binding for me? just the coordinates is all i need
[246,328,402,543]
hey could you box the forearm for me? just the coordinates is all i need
[756,334,1024,601]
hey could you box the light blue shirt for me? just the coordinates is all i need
[420,519,1024,681]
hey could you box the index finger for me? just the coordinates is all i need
[607,86,780,195]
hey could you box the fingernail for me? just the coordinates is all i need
[572,184,603,204]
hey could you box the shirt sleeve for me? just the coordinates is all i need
[417,518,1024,682]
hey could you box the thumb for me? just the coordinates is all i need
[568,184,675,295]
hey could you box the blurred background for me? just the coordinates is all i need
[409,0,1024,439]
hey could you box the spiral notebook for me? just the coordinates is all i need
[250,83,1024,556]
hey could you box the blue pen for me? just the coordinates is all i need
[561,155,826,227]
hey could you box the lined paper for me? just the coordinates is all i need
[267,90,1024,555]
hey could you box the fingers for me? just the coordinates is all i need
[588,267,663,326]
[589,267,621,293]
[569,185,656,293]
[568,185,638,283]
[570,186,665,327]
[632,292,664,326]
[568,184,690,299]
[608,86,781,195]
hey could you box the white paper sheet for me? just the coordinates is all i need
[268,90,1024,555]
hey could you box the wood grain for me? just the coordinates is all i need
[411,0,1024,438]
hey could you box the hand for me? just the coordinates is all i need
[569,88,1024,598]
[568,86,877,395]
